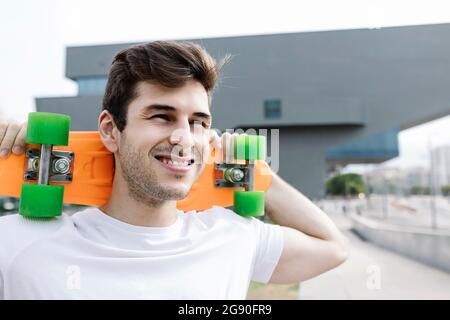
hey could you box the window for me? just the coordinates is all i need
[264,99,282,119]
[77,77,108,96]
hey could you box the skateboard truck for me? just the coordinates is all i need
[18,112,71,218]
[24,147,74,183]
[213,134,266,217]
[214,161,255,191]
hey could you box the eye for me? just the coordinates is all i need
[190,120,210,129]
[148,114,171,121]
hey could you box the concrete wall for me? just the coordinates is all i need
[36,96,102,131]
[350,214,450,273]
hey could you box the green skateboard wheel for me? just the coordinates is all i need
[27,112,71,146]
[234,191,265,217]
[19,184,64,218]
[234,135,266,161]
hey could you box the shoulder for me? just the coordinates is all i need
[189,205,262,232]
[194,206,283,240]
[0,213,70,270]
[0,213,68,236]
[194,205,253,222]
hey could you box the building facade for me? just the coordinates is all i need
[36,23,450,198]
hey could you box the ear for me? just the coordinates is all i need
[98,110,120,153]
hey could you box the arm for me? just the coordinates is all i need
[265,171,350,284]
[214,131,350,284]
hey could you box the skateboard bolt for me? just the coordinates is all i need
[31,159,39,171]
[232,169,244,182]
[225,168,244,182]
[54,158,70,174]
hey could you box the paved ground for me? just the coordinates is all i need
[298,203,450,300]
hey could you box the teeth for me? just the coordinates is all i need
[160,158,189,167]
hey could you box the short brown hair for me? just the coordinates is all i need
[102,40,230,131]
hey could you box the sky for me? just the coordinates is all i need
[1,0,450,170]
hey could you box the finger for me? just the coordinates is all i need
[222,132,233,163]
[208,129,221,149]
[222,132,241,164]
[229,133,240,164]
[0,121,21,158]
[207,129,221,163]
[12,122,27,154]
[0,119,7,145]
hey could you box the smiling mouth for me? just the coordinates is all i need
[153,155,195,168]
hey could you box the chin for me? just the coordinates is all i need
[162,183,192,199]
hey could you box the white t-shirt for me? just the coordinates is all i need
[0,205,284,300]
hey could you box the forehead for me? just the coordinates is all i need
[128,80,210,116]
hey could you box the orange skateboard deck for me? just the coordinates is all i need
[0,131,272,212]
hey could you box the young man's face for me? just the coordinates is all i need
[116,79,212,206]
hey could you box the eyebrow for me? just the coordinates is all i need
[141,104,212,121]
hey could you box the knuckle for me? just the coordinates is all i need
[20,121,28,132]
[8,122,20,132]
[1,135,13,144]
[13,141,26,148]
[0,141,12,150]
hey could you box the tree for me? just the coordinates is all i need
[442,185,450,197]
[410,186,430,195]
[326,173,365,196]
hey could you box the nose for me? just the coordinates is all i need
[169,119,195,157]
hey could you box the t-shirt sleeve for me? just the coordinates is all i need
[0,213,66,300]
[250,218,284,283]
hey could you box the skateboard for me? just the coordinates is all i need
[0,112,272,218]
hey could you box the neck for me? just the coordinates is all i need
[99,175,179,228]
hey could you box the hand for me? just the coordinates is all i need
[208,129,242,164]
[0,120,27,158]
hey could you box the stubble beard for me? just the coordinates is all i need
[118,138,192,208]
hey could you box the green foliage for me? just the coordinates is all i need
[410,186,430,195]
[326,173,365,196]
[441,185,450,197]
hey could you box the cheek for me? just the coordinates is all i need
[128,119,167,135]
[128,128,164,151]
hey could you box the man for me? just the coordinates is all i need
[0,41,348,299]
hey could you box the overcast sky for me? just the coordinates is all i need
[1,0,449,170]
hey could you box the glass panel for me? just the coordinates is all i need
[264,99,282,119]
[77,77,107,96]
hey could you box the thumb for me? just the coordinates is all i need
[208,129,222,149]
